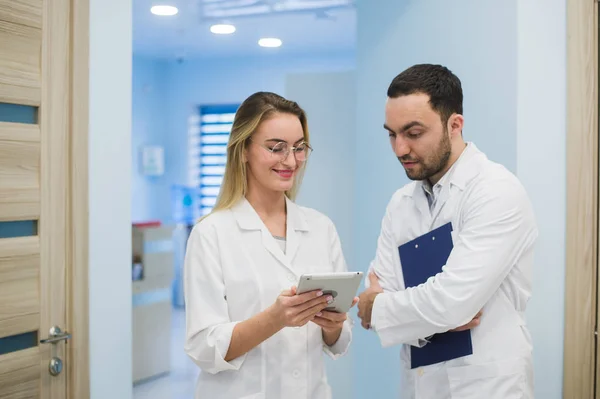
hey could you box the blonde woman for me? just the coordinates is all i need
[184,92,357,399]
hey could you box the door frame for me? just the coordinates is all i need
[66,0,90,397]
[564,0,599,398]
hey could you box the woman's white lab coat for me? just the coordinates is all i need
[369,143,538,399]
[184,197,352,399]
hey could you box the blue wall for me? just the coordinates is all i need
[132,52,355,224]
[132,56,169,223]
[516,1,566,397]
[89,0,133,396]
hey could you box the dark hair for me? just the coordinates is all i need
[387,64,463,125]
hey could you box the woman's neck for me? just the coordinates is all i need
[245,185,286,218]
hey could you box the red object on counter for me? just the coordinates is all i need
[132,220,162,228]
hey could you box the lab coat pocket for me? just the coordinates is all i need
[447,357,526,399]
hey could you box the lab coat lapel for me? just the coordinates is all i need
[430,184,451,227]
[260,228,292,271]
[429,143,486,227]
[284,197,309,264]
[231,197,301,276]
[411,183,432,224]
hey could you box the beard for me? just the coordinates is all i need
[398,130,452,181]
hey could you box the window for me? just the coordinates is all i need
[188,104,239,216]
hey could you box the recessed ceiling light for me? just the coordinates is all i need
[258,38,282,48]
[210,24,236,35]
[151,5,178,16]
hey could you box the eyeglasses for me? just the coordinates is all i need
[250,138,313,162]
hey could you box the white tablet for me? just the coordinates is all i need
[296,271,364,313]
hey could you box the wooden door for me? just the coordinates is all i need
[0,0,89,397]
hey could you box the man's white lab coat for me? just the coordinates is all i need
[370,143,537,398]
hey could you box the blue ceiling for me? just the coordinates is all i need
[133,0,356,59]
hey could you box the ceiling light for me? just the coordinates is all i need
[210,24,236,35]
[258,38,282,48]
[151,5,178,16]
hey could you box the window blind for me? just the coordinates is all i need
[188,104,239,216]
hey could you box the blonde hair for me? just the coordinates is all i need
[205,92,310,218]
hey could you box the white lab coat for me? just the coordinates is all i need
[184,197,352,399]
[369,143,538,399]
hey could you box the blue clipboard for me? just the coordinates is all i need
[398,222,473,369]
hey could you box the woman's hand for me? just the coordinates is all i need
[269,286,333,329]
[313,297,359,346]
[311,297,359,333]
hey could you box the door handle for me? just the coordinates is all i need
[40,326,71,345]
[40,326,71,377]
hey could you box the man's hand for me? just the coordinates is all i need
[450,310,482,332]
[357,272,384,330]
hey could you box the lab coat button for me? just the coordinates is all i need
[288,274,296,283]
[292,370,300,378]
